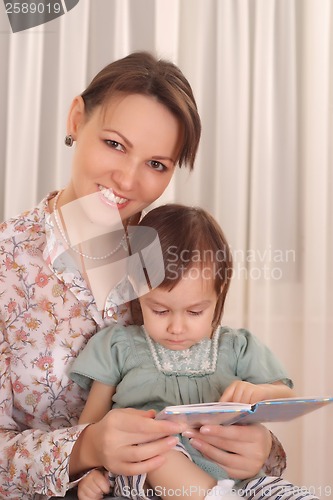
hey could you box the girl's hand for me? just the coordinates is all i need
[183,423,272,479]
[71,408,184,477]
[77,469,110,500]
[220,380,294,404]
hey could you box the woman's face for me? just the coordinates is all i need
[63,93,182,222]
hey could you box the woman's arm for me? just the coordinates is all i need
[262,431,287,476]
[0,328,90,498]
[0,424,89,498]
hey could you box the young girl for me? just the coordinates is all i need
[70,204,318,500]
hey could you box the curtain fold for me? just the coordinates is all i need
[0,0,331,488]
[299,0,333,486]
[6,29,44,212]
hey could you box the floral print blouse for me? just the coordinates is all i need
[0,193,286,499]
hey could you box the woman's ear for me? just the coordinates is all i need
[66,96,86,139]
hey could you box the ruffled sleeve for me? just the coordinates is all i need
[0,321,89,498]
[263,432,287,476]
[70,325,131,389]
[231,328,293,388]
[222,328,289,476]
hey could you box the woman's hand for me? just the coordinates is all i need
[70,408,184,477]
[183,423,272,479]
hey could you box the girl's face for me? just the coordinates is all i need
[63,93,181,221]
[139,269,218,350]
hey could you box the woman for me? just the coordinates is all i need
[0,52,284,499]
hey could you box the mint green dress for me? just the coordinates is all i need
[70,324,292,494]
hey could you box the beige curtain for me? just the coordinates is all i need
[0,0,332,489]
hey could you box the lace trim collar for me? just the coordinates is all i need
[143,327,220,376]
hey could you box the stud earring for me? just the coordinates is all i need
[64,135,74,147]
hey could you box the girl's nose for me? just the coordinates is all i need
[167,315,184,335]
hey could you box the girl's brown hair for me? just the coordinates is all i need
[81,51,201,170]
[129,204,233,329]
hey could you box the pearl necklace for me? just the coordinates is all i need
[52,190,129,260]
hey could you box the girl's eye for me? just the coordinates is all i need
[152,309,168,315]
[189,311,203,316]
[147,160,167,172]
[105,140,124,152]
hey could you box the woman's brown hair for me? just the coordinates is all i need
[81,51,201,170]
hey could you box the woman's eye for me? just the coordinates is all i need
[105,140,124,152]
[147,160,167,172]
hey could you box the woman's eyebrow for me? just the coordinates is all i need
[103,129,175,163]
[103,129,133,148]
[153,155,176,164]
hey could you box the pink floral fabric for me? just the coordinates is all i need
[0,193,285,499]
[0,193,130,499]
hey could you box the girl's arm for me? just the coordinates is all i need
[78,380,116,424]
[76,381,116,500]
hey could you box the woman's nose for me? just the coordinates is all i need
[111,162,139,192]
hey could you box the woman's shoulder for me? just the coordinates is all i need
[0,194,51,243]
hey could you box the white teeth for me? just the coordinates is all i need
[98,186,128,204]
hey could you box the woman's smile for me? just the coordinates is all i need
[98,185,130,209]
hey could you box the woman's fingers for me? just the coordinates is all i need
[183,423,272,479]
[106,408,185,442]
[88,408,184,476]
[108,435,179,476]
